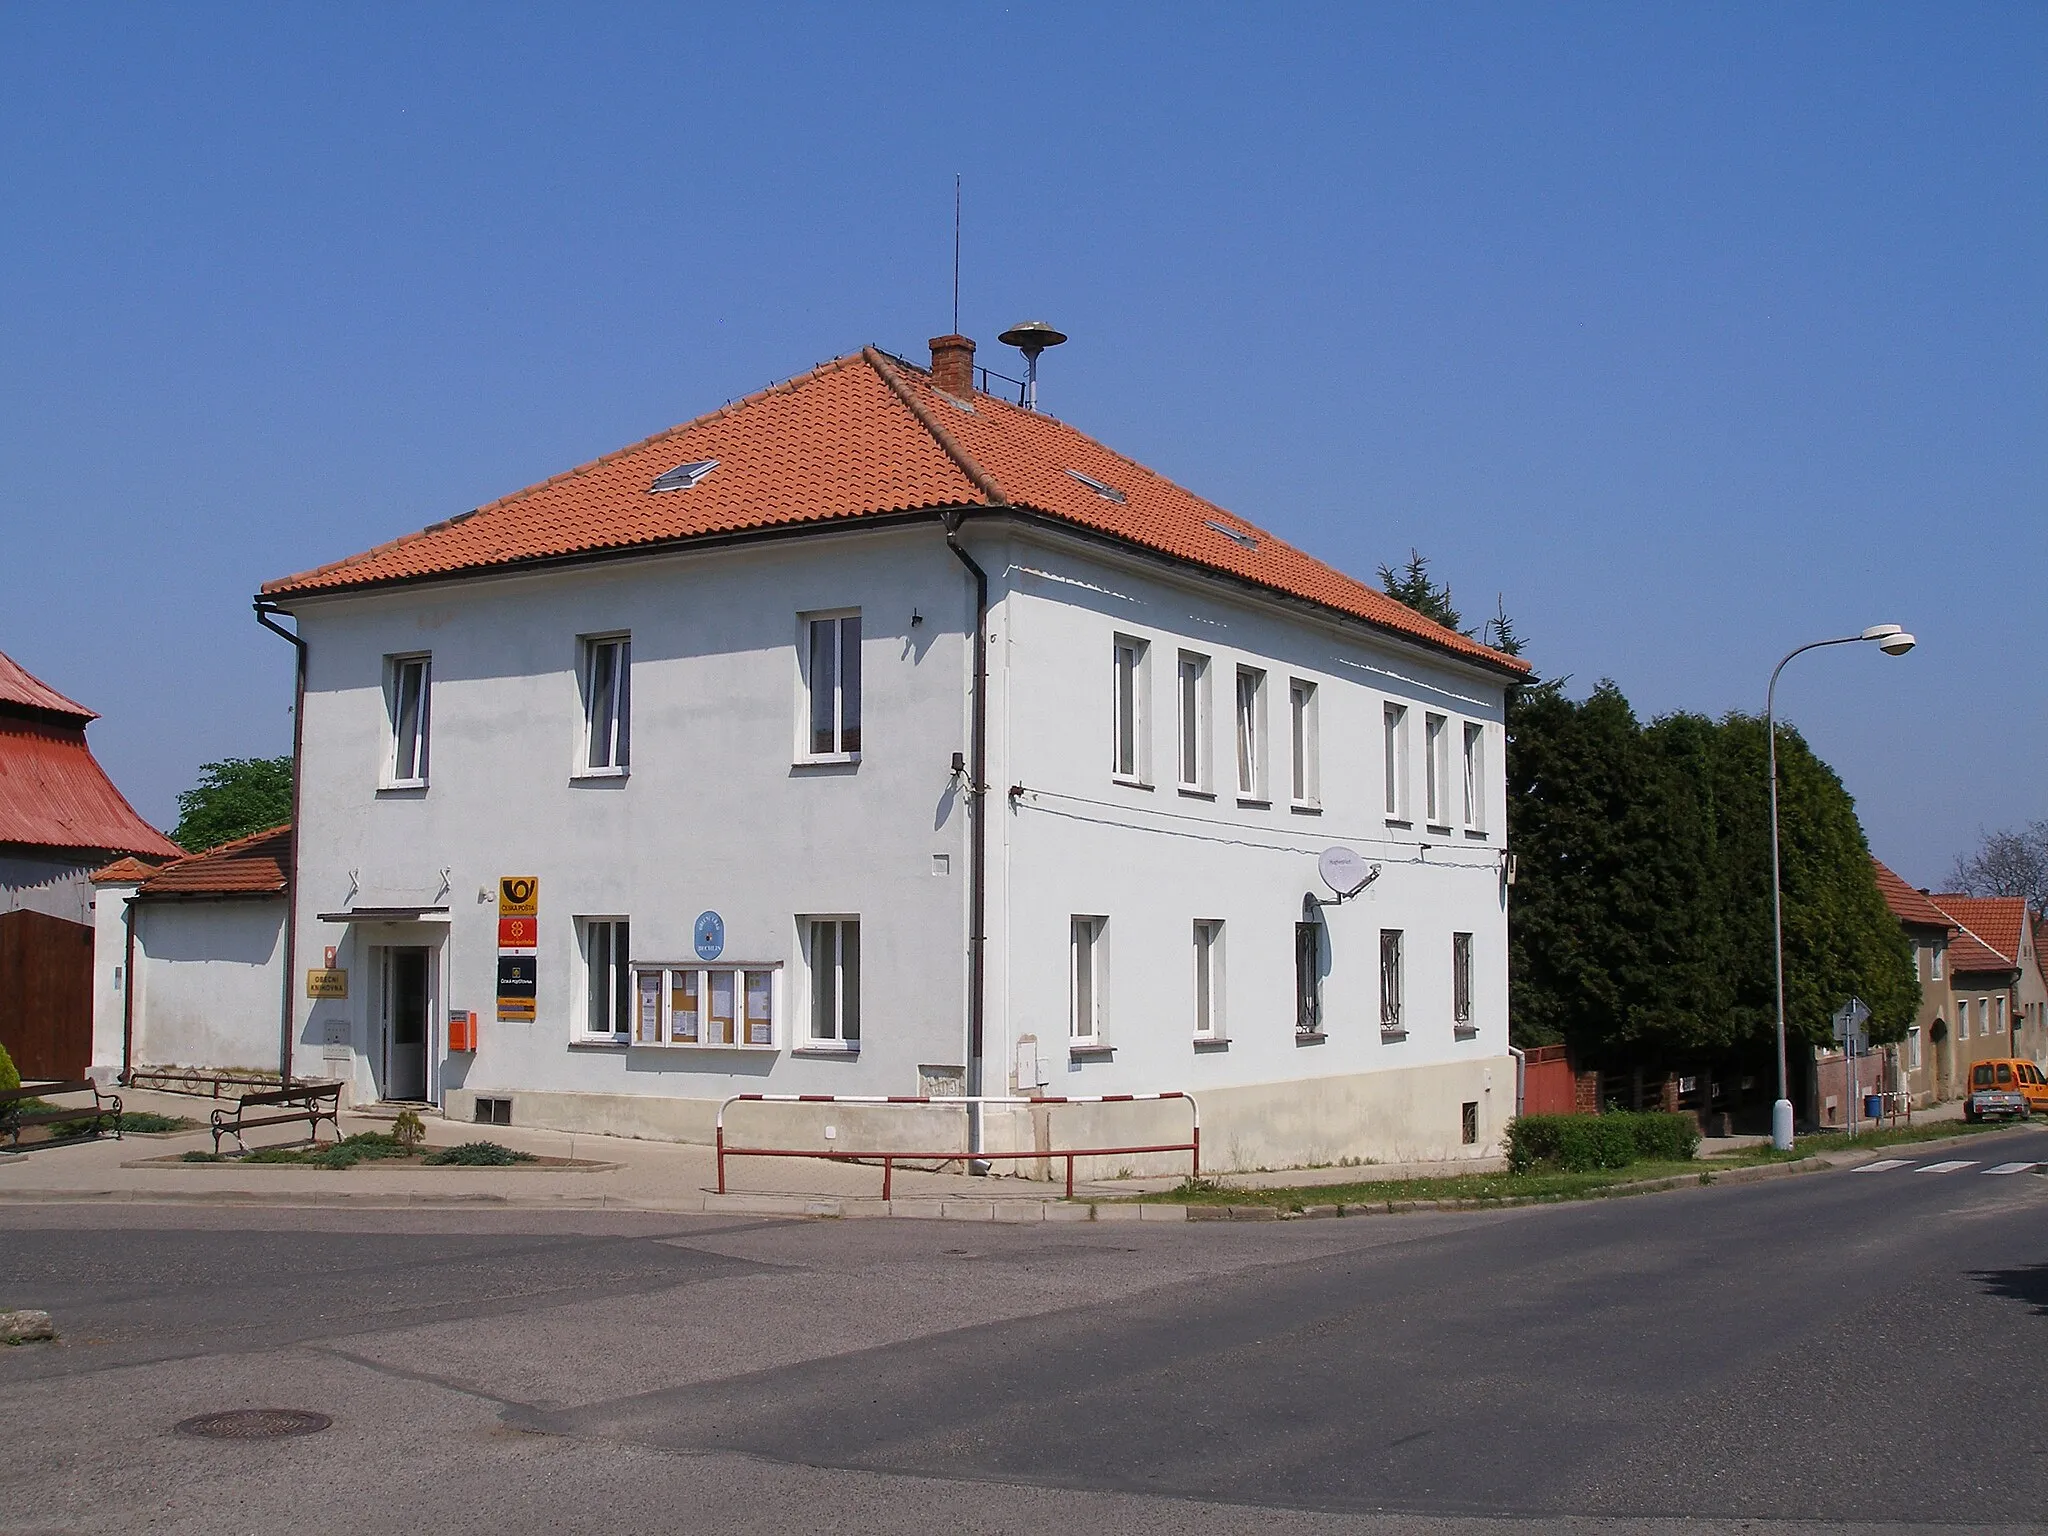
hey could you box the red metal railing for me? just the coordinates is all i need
[715,1091,1200,1200]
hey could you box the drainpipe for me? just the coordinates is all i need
[120,895,139,1084]
[943,513,989,1171]
[1506,1044,1526,1119]
[254,600,306,1084]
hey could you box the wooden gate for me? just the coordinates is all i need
[0,908,95,1079]
[1520,1043,1584,1115]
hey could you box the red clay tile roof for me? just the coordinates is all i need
[136,824,290,897]
[1872,858,1954,930]
[90,854,175,885]
[264,348,1528,676]
[0,649,95,723]
[0,715,183,859]
[1929,893,2026,973]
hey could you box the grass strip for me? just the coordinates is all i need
[1135,1146,1807,1210]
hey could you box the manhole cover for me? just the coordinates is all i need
[175,1409,332,1440]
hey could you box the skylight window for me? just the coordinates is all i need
[1204,519,1259,549]
[650,459,719,493]
[1066,469,1125,504]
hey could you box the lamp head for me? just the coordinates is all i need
[1877,631,1916,656]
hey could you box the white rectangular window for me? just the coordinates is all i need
[387,655,431,786]
[581,918,630,1040]
[1193,919,1225,1040]
[1992,996,2004,1035]
[1177,651,1211,791]
[1462,722,1485,831]
[1380,929,1404,1034]
[629,963,778,1049]
[805,917,861,1047]
[1452,931,1474,1030]
[1234,667,1266,799]
[1908,942,1922,981]
[1383,704,1409,819]
[1931,944,1945,980]
[1071,916,1105,1044]
[1112,636,1149,782]
[1289,679,1319,806]
[582,635,630,772]
[802,612,862,758]
[1908,1026,1922,1071]
[1425,713,1449,825]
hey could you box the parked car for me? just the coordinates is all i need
[1963,1059,2048,1122]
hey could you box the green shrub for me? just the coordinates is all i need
[0,1040,18,1094]
[179,1150,223,1163]
[1623,1110,1702,1163]
[422,1141,534,1167]
[48,1112,192,1137]
[1505,1111,1699,1173]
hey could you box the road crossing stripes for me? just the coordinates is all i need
[1849,1156,2044,1176]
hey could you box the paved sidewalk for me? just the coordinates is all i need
[0,1088,1997,1224]
[0,1088,1192,1222]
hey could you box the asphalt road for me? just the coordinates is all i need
[2,1129,2044,1535]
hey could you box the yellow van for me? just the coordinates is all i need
[1966,1059,2048,1118]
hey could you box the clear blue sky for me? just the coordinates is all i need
[3,3,2041,886]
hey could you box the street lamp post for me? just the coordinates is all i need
[1766,625,1916,1151]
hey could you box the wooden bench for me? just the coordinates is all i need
[1,1080,123,1149]
[211,1083,341,1154]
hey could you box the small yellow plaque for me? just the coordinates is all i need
[306,968,349,999]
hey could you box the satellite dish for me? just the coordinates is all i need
[1319,847,1379,900]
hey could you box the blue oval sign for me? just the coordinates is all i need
[693,911,725,962]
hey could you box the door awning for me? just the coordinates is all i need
[315,906,451,923]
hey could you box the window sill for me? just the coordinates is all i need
[1380,1027,1409,1042]
[647,1040,779,1052]
[1111,774,1153,791]
[1235,795,1271,810]
[1453,1024,1479,1041]
[378,781,428,795]
[1463,827,1489,840]
[572,765,630,782]
[1289,800,1322,815]
[569,1038,630,1050]
[791,1045,859,1058]
[1384,816,1412,829]
[1425,822,1454,835]
[1069,1043,1115,1061]
[793,752,860,769]
[1193,1036,1230,1052]
[1295,1031,1326,1046]
[1177,785,1216,800]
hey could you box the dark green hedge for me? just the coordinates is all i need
[1505,1112,1701,1173]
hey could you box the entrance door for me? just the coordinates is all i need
[382,947,432,1102]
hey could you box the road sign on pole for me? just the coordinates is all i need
[1833,997,1872,1131]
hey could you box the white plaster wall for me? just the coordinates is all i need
[983,526,1514,1158]
[130,899,285,1072]
[283,524,975,1115]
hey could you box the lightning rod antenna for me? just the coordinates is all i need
[952,175,961,335]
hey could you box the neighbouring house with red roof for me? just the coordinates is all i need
[1871,856,2045,1104]
[0,650,181,1079]
[88,826,292,1085]
[255,336,1528,1171]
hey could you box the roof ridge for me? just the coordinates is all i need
[1927,895,2015,966]
[160,822,291,865]
[862,347,1005,505]
[264,353,874,595]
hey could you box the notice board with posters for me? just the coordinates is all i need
[497,877,539,1022]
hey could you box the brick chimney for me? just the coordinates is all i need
[929,334,976,398]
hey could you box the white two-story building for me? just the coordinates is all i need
[259,336,1530,1171]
